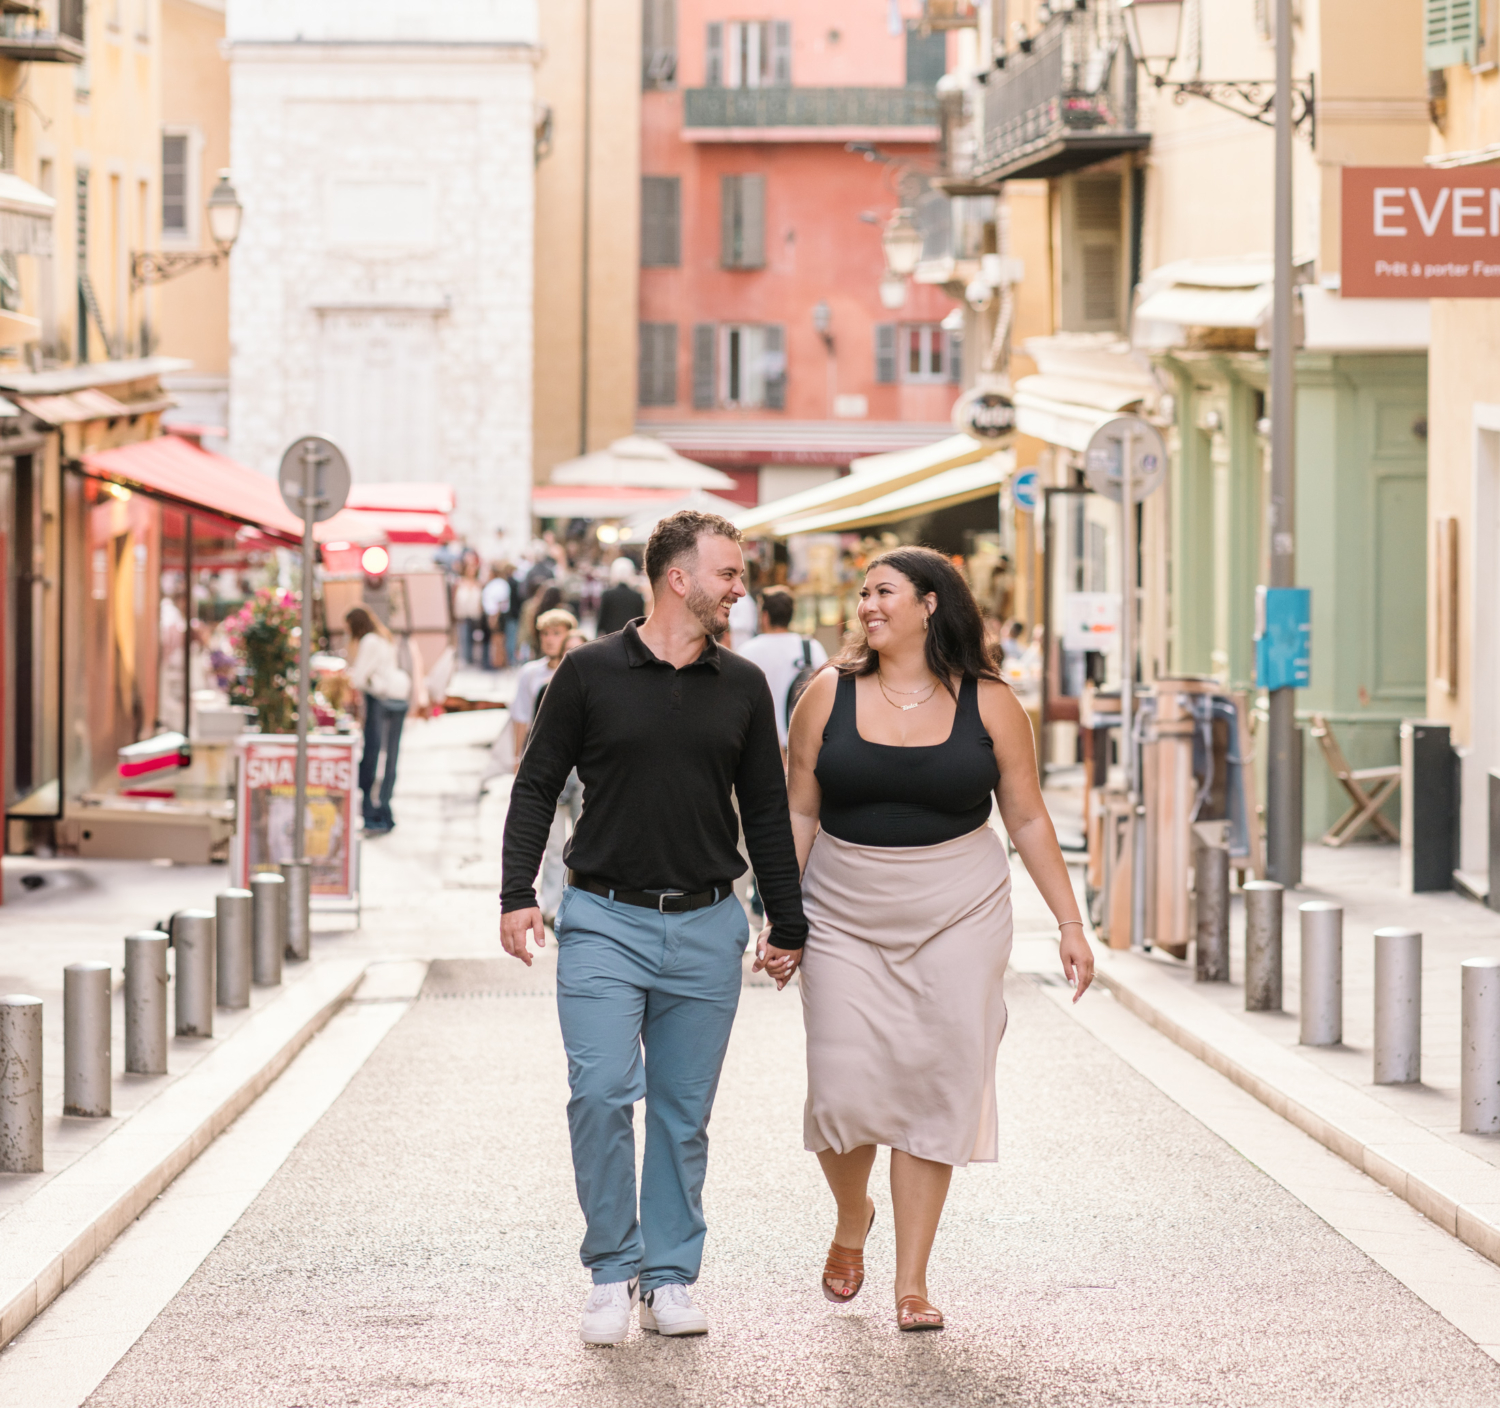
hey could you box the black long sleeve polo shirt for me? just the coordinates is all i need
[501,621,809,947]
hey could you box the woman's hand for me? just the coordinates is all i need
[1059,924,1094,1002]
[752,926,802,990]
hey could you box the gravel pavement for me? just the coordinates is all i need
[84,949,1500,1407]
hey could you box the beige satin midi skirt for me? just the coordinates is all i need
[799,823,1013,1167]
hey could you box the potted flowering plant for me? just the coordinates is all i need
[225,588,300,735]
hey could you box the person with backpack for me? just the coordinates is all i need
[737,586,828,763]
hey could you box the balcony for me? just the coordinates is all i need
[682,86,940,142]
[974,8,1147,182]
[0,0,86,64]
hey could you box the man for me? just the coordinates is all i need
[595,555,646,637]
[736,586,828,758]
[501,510,805,1346]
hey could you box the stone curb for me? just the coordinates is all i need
[0,958,366,1350]
[1092,949,1500,1270]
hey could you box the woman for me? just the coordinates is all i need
[453,554,486,667]
[770,546,1092,1332]
[345,607,412,835]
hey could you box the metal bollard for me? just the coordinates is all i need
[125,932,169,1075]
[0,994,43,1171]
[1461,957,1500,1134]
[1193,824,1230,982]
[1243,880,1284,1012]
[1373,927,1422,1085]
[173,910,216,1039]
[1298,903,1342,1046]
[251,872,285,987]
[282,858,311,962]
[216,890,253,1009]
[63,962,113,1117]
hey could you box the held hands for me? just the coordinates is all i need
[1059,922,1094,1003]
[500,905,547,966]
[751,923,802,991]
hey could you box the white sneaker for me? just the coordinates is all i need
[639,1283,709,1337]
[581,1277,639,1345]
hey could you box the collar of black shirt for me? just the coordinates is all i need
[622,619,723,673]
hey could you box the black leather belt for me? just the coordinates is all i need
[567,871,725,914]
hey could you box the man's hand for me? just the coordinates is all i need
[751,925,803,991]
[500,905,546,966]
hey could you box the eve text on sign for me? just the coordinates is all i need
[1341,167,1500,298]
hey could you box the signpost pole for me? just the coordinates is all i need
[293,442,326,870]
[1267,0,1301,887]
[1120,424,1143,950]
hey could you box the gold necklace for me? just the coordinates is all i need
[877,672,938,711]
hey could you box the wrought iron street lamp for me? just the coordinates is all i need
[131,171,243,289]
[1120,0,1185,79]
[881,208,923,278]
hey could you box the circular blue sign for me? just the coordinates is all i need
[1011,469,1039,512]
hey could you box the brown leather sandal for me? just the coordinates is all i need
[821,1202,876,1304]
[897,1295,945,1332]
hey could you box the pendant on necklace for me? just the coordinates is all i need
[900,701,920,711]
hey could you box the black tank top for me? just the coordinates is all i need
[816,672,1000,848]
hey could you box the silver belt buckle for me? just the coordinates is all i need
[657,890,688,913]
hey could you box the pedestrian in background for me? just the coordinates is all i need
[509,607,578,763]
[783,546,1092,1332]
[501,509,806,1346]
[453,555,486,667]
[480,567,510,669]
[737,585,827,760]
[345,606,412,835]
[595,555,645,636]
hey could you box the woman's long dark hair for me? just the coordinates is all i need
[832,546,1001,698]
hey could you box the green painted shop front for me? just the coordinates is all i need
[1160,351,1428,842]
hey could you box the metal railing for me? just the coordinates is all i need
[976,8,1138,178]
[684,86,939,129]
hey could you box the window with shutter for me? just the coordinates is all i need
[1062,174,1123,332]
[692,324,716,408]
[905,25,947,88]
[771,22,792,86]
[721,175,766,270]
[706,22,723,87]
[1426,0,1478,68]
[161,132,188,235]
[764,324,786,410]
[0,102,15,175]
[641,176,680,267]
[639,323,678,406]
[874,323,897,384]
[642,0,677,89]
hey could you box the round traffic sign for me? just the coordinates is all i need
[1083,415,1167,503]
[277,436,351,524]
[1010,468,1039,512]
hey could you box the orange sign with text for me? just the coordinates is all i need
[1342,167,1500,298]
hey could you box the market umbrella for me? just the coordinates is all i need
[548,434,736,490]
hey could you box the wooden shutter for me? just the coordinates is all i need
[720,176,738,267]
[771,21,792,86]
[638,323,678,407]
[905,25,947,87]
[947,328,963,384]
[763,325,786,410]
[640,176,680,267]
[1065,174,1123,332]
[706,22,723,86]
[874,323,897,383]
[1426,0,1477,68]
[739,174,765,268]
[692,324,716,408]
[161,133,188,234]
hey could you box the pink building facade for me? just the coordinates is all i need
[637,0,960,505]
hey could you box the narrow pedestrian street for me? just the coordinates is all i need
[1,709,1493,1407]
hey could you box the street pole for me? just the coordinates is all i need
[1121,424,1143,949]
[293,442,326,870]
[1266,0,1300,886]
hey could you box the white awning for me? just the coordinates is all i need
[772,452,1013,535]
[1302,285,1430,351]
[1013,392,1120,453]
[549,434,735,490]
[1011,335,1157,453]
[0,174,55,257]
[735,433,991,534]
[1132,256,1280,350]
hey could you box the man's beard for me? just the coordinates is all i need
[685,581,729,638]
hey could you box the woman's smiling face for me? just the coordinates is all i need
[857,565,934,651]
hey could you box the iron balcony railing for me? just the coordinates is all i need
[684,86,940,129]
[0,0,86,62]
[976,7,1140,180]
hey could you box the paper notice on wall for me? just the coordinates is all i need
[1062,592,1120,653]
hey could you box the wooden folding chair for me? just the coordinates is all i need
[1309,713,1400,846]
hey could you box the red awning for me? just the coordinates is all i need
[79,438,455,546]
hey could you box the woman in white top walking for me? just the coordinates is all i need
[345,607,412,835]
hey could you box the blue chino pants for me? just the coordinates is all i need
[554,885,749,1291]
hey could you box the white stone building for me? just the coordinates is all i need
[225,0,537,553]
